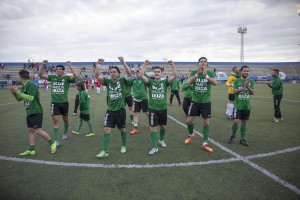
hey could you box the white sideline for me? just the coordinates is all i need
[168,115,300,195]
[0,156,240,168]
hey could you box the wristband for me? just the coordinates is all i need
[194,74,198,78]
[206,75,210,79]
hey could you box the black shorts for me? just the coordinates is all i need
[233,108,250,120]
[133,99,148,113]
[149,109,167,127]
[104,108,126,129]
[51,102,69,116]
[228,94,235,101]
[26,113,43,129]
[125,95,133,107]
[182,97,192,116]
[80,113,90,121]
[187,102,211,119]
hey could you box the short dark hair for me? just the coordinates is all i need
[56,65,65,70]
[232,66,237,72]
[110,66,120,74]
[241,65,249,71]
[273,69,279,74]
[76,81,85,90]
[153,66,163,72]
[19,69,30,79]
[197,57,207,64]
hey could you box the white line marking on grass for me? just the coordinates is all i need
[0,145,298,169]
[245,146,300,160]
[168,115,300,195]
[0,116,299,194]
[0,156,240,168]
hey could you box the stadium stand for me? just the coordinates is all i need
[0,61,299,88]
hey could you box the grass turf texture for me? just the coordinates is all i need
[0,83,299,199]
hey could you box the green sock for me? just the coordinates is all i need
[64,123,69,134]
[87,120,94,132]
[151,132,157,148]
[103,134,110,153]
[203,125,209,144]
[121,131,126,146]
[48,139,54,145]
[76,119,83,132]
[160,128,166,141]
[29,145,35,151]
[187,123,194,135]
[232,123,238,137]
[54,128,59,141]
[130,114,133,122]
[241,124,247,140]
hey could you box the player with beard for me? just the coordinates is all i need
[228,65,254,146]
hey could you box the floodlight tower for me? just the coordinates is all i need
[238,24,247,62]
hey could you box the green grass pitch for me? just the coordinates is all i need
[0,83,299,200]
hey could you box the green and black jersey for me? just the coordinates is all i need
[47,75,71,103]
[103,77,129,111]
[271,76,283,96]
[19,81,43,116]
[233,78,255,110]
[189,70,216,103]
[182,79,193,98]
[127,76,148,102]
[147,78,171,110]
[78,89,90,114]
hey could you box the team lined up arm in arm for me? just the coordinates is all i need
[167,60,178,84]
[95,58,105,82]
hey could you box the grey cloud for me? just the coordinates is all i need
[0,0,299,62]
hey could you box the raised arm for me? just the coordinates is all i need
[67,61,78,80]
[38,60,49,79]
[167,60,178,84]
[95,58,105,82]
[118,56,132,77]
[140,60,150,84]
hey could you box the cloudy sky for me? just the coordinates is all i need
[0,0,299,62]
